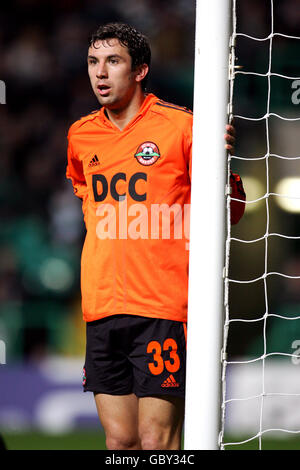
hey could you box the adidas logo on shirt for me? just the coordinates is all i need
[88,155,100,167]
[161,374,179,388]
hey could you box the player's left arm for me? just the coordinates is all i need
[187,120,246,225]
[224,124,246,225]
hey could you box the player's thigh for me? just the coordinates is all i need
[94,393,140,448]
[94,392,139,431]
[138,395,185,449]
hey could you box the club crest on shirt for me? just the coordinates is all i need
[135,142,160,166]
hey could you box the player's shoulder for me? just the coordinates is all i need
[67,109,101,138]
[154,98,193,116]
[151,98,193,129]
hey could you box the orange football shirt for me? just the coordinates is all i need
[66,93,245,323]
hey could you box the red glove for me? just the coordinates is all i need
[230,171,246,225]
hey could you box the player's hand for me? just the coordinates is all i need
[224,124,236,154]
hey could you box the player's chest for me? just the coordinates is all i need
[74,122,189,204]
[77,124,183,175]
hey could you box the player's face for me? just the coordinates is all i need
[87,38,145,110]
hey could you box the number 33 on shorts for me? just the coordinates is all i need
[147,338,180,375]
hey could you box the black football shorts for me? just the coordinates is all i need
[83,314,186,398]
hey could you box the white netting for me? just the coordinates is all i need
[220,0,300,450]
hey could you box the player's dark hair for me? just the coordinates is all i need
[89,22,151,91]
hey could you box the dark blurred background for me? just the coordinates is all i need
[0,0,299,361]
[0,0,299,442]
[0,0,195,362]
[229,0,300,359]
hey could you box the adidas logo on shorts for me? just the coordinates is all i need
[161,374,179,388]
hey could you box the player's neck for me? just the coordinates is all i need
[105,89,146,131]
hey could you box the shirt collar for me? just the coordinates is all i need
[98,93,158,131]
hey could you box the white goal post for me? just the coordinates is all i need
[184,0,231,450]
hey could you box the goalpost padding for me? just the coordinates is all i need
[184,0,231,450]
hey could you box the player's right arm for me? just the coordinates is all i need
[66,129,89,222]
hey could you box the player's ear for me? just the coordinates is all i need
[135,64,149,84]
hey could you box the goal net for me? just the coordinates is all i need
[220,0,300,450]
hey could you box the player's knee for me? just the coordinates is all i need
[139,425,170,450]
[139,431,161,450]
[105,430,139,450]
